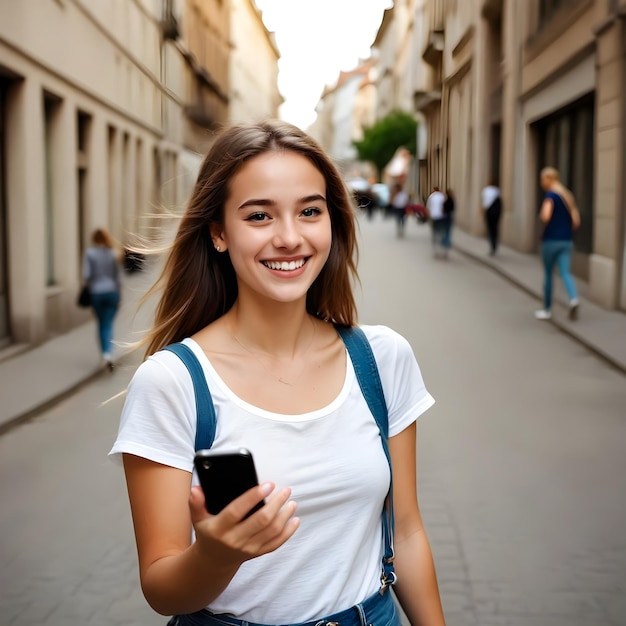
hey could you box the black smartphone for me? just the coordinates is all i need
[193,448,265,518]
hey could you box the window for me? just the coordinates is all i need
[44,93,62,286]
[538,0,566,23]
[0,80,9,343]
[76,111,92,258]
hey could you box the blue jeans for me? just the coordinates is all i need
[167,588,401,626]
[441,216,452,248]
[431,218,447,249]
[541,240,577,309]
[90,291,120,355]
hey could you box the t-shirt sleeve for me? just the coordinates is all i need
[108,351,197,472]
[362,325,435,438]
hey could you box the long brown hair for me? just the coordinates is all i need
[143,120,359,357]
[92,227,114,248]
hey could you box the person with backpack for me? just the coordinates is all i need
[110,121,445,626]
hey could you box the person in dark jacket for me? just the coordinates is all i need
[481,180,502,255]
[441,189,455,255]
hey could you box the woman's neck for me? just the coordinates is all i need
[226,299,315,358]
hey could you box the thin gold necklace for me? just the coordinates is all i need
[230,318,317,386]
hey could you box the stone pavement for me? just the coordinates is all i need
[451,228,626,374]
[0,229,625,436]
[0,264,158,435]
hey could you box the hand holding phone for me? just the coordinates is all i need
[194,448,265,518]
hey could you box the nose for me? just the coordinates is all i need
[272,216,303,249]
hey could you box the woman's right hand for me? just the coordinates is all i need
[189,483,299,567]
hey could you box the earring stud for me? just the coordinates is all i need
[215,245,221,252]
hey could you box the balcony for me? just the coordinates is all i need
[413,89,442,113]
[161,0,180,40]
[422,30,444,66]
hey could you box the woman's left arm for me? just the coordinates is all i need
[389,422,446,626]
[539,198,553,224]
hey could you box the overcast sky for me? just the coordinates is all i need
[255,0,393,129]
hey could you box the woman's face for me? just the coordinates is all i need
[214,150,332,306]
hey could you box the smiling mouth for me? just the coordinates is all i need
[262,258,307,271]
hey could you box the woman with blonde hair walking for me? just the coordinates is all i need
[534,167,581,321]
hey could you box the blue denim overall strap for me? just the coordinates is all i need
[163,326,396,592]
[163,343,217,451]
[335,326,396,592]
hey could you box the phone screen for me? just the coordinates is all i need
[194,449,264,517]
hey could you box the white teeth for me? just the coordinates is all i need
[264,258,305,271]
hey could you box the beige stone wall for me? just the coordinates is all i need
[590,17,625,308]
[408,0,626,310]
[0,0,205,345]
[229,0,281,123]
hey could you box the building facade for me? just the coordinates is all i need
[372,1,416,119]
[310,60,377,176]
[0,0,280,353]
[410,0,626,311]
[229,0,282,123]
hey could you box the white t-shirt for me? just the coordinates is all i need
[391,189,409,209]
[426,191,445,220]
[481,185,500,210]
[110,325,434,623]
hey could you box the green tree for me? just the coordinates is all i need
[353,110,417,180]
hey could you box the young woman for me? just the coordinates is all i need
[83,227,121,370]
[534,167,581,321]
[110,120,445,626]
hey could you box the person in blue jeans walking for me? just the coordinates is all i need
[534,167,581,321]
[83,227,121,370]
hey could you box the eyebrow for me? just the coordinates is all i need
[237,194,327,210]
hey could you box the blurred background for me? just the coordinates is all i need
[0,0,625,348]
[1,1,626,625]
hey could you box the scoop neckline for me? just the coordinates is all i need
[182,337,354,422]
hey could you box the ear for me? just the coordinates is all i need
[210,226,227,252]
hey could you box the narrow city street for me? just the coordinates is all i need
[1,212,625,626]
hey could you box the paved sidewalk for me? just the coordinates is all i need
[452,228,626,374]
[0,266,158,434]
[0,229,624,434]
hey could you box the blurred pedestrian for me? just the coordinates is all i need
[426,186,447,257]
[83,227,120,370]
[110,120,445,626]
[390,181,409,236]
[534,167,581,321]
[481,180,502,255]
[442,188,455,256]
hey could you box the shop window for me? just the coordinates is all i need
[536,93,594,256]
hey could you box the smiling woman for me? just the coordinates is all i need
[213,150,332,307]
[109,120,445,626]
